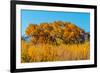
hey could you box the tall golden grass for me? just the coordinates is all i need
[21,40,90,63]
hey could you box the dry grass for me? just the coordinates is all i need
[21,40,90,63]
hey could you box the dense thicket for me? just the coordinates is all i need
[22,21,89,45]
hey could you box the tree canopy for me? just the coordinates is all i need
[23,21,89,45]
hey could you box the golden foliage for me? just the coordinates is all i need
[21,41,90,63]
[25,24,37,36]
[21,21,90,63]
[25,21,86,44]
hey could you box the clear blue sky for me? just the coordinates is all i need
[21,10,90,35]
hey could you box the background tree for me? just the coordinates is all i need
[25,21,87,45]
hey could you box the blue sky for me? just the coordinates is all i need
[21,10,90,35]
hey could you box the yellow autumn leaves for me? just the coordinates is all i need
[21,40,90,63]
[21,21,90,63]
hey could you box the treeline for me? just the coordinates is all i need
[22,21,90,45]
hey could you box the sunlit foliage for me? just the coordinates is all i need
[21,41,90,62]
[21,21,90,63]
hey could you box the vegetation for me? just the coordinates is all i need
[21,21,90,63]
